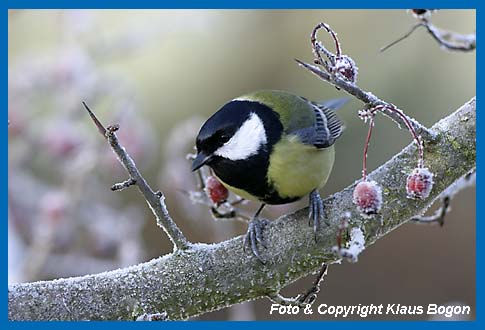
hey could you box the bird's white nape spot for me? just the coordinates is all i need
[214,112,267,161]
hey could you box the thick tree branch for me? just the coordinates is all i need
[8,97,475,320]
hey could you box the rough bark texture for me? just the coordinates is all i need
[8,98,476,321]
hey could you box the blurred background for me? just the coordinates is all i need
[8,10,475,320]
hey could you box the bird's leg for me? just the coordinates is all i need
[243,203,269,264]
[309,189,328,240]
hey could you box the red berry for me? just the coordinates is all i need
[205,176,229,205]
[406,167,434,199]
[353,181,382,216]
[335,55,357,83]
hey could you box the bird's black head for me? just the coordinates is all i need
[191,100,282,172]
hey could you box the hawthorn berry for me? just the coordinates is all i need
[205,176,229,205]
[353,181,382,216]
[406,167,434,199]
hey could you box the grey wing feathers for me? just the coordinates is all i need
[291,96,345,148]
[312,104,344,148]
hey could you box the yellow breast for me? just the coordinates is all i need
[267,135,335,199]
[215,176,261,202]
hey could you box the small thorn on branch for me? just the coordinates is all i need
[82,101,106,136]
[111,178,137,191]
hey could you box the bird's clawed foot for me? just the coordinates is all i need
[309,189,327,240]
[244,218,270,264]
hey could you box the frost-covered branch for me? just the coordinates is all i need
[424,23,476,51]
[8,98,475,320]
[294,59,433,140]
[295,22,440,145]
[380,12,476,53]
[82,102,189,251]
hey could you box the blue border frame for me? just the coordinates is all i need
[2,1,479,9]
[4,0,480,328]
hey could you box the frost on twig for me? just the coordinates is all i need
[333,227,365,263]
[301,23,437,219]
[82,102,189,251]
[295,23,433,141]
[380,10,476,53]
[268,263,328,308]
[111,178,136,191]
[411,169,475,226]
[411,196,450,226]
[136,311,168,321]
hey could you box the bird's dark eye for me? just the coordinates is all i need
[220,133,230,143]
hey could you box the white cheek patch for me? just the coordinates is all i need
[214,112,267,161]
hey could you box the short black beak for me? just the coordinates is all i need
[191,152,213,172]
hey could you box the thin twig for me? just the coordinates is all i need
[267,263,328,307]
[362,117,374,180]
[411,168,475,226]
[82,102,190,251]
[336,213,350,250]
[298,22,437,141]
[425,24,476,52]
[311,23,339,70]
[295,59,433,140]
[295,20,456,142]
[295,263,328,306]
[380,23,424,52]
[380,21,476,53]
[372,104,425,168]
[411,196,450,226]
[111,178,137,191]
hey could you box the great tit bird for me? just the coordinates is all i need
[192,90,345,262]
